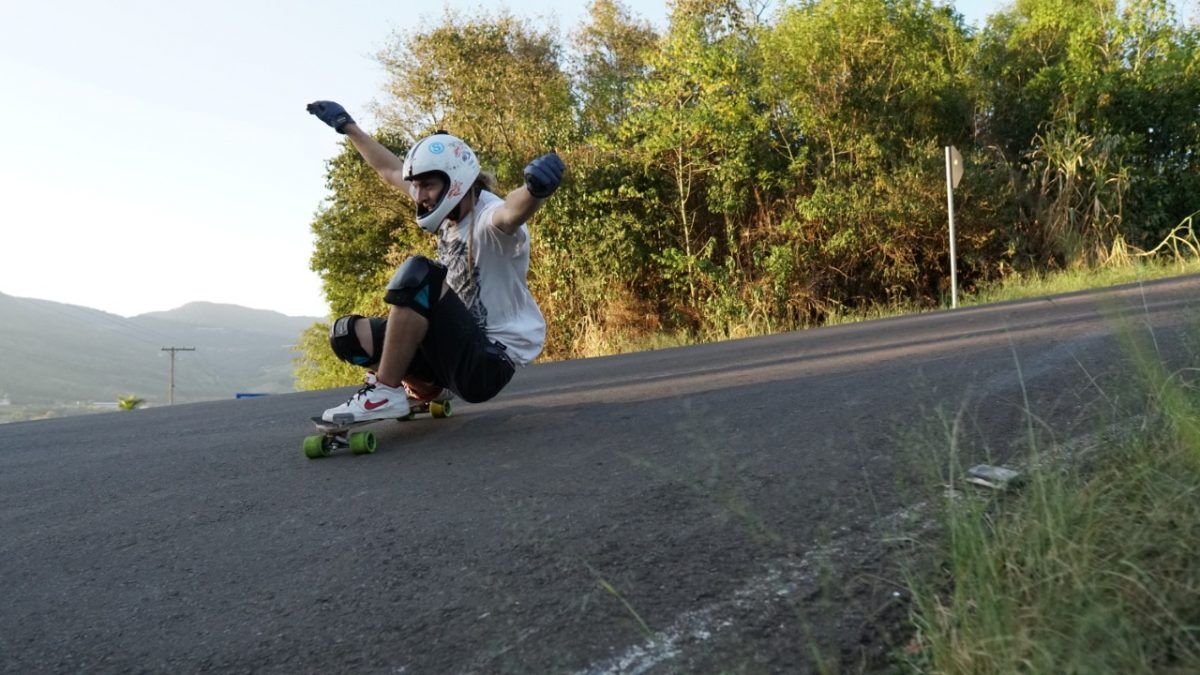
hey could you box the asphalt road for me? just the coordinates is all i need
[4,275,1200,674]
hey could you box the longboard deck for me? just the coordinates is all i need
[309,415,389,432]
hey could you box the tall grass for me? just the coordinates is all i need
[964,259,1200,308]
[901,316,1200,673]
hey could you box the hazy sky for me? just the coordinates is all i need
[1,0,1008,318]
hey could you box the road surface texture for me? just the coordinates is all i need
[4,275,1200,673]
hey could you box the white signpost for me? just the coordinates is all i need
[945,146,963,308]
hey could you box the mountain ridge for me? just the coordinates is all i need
[134,301,319,335]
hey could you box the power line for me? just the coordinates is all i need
[161,347,196,405]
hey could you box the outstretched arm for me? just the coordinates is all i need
[492,153,565,236]
[492,188,544,236]
[307,100,410,192]
[343,124,409,190]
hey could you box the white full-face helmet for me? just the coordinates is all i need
[402,131,481,233]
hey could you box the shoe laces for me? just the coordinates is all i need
[346,382,376,404]
[344,371,379,403]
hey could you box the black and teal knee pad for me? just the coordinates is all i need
[384,255,447,319]
[328,314,387,367]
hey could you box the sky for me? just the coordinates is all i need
[1,0,1008,319]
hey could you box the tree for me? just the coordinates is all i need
[571,0,659,140]
[618,0,774,332]
[975,0,1200,265]
[376,9,575,185]
[117,395,144,411]
[763,0,979,310]
[524,1,661,357]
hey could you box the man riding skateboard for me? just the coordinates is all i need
[306,100,564,423]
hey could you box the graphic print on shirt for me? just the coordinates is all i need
[437,232,487,329]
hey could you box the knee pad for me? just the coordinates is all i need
[384,255,447,319]
[328,315,387,367]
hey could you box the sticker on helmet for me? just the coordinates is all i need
[448,180,462,197]
[429,142,445,154]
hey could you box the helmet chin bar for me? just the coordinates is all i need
[412,172,453,232]
[424,184,472,227]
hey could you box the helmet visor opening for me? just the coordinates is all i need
[409,171,449,218]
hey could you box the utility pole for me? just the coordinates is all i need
[161,347,196,405]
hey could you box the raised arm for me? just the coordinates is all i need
[343,125,409,190]
[307,100,410,191]
[492,153,566,235]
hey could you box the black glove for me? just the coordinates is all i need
[523,152,565,199]
[306,100,355,134]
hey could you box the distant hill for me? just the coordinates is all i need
[0,293,323,413]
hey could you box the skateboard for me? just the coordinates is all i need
[303,399,453,459]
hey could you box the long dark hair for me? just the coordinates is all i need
[472,170,499,197]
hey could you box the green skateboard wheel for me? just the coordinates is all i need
[303,435,331,459]
[430,400,452,418]
[349,431,377,455]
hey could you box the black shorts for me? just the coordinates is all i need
[405,289,515,404]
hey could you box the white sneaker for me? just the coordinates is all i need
[322,381,412,423]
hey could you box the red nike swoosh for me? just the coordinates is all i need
[364,398,389,411]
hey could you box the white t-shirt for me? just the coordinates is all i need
[436,190,546,365]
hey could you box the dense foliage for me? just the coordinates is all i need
[299,0,1199,385]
